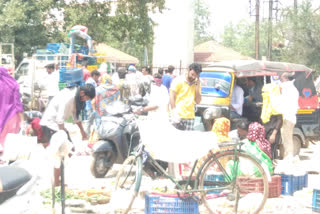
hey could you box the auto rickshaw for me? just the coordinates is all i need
[196,60,320,158]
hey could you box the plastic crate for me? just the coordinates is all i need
[279,174,304,195]
[313,189,320,213]
[237,175,281,198]
[46,43,61,53]
[145,193,198,214]
[87,65,98,72]
[59,81,84,90]
[298,174,308,189]
[59,68,83,83]
[268,175,281,198]
[78,46,89,55]
[204,174,225,194]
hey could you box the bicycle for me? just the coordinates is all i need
[114,122,269,214]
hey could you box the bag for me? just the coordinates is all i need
[3,134,37,162]
[226,140,273,179]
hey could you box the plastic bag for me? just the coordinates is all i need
[3,134,37,161]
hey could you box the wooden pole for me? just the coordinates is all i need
[267,0,273,60]
[255,0,260,60]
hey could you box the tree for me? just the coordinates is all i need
[220,0,320,75]
[194,0,214,45]
[0,0,58,63]
[275,0,320,74]
[62,0,165,66]
[0,0,165,66]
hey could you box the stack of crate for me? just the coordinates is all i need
[278,173,308,195]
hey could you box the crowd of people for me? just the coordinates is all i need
[230,72,300,162]
[0,60,301,183]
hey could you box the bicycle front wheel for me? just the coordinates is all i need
[114,155,142,214]
[198,150,269,214]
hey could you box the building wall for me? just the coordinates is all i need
[152,0,194,76]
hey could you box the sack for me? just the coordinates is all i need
[3,134,37,161]
[226,140,273,179]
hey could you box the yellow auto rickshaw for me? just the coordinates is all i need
[196,60,319,157]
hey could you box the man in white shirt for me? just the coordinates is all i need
[135,73,169,120]
[278,72,300,158]
[44,63,60,102]
[230,79,244,118]
[40,84,95,186]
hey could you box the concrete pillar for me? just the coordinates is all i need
[152,0,194,76]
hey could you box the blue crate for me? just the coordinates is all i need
[279,174,304,195]
[79,46,89,55]
[298,175,303,190]
[59,81,84,90]
[304,174,308,188]
[145,193,198,214]
[59,68,83,83]
[204,174,225,194]
[46,43,61,53]
[313,189,320,212]
[279,174,294,195]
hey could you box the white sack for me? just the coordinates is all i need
[3,133,37,162]
[138,119,219,163]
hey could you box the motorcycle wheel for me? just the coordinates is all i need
[90,152,114,178]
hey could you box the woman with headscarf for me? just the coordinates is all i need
[0,67,24,155]
[247,122,272,158]
[91,74,120,117]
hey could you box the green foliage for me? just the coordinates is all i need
[275,0,320,75]
[0,0,165,66]
[62,0,165,66]
[194,0,214,45]
[0,0,56,63]
[221,0,320,76]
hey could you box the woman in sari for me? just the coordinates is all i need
[0,67,24,154]
[91,74,120,116]
[247,122,272,158]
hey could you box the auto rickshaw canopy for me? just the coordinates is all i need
[207,60,313,77]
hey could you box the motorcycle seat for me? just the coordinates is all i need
[0,166,31,204]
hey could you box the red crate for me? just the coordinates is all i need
[237,175,281,198]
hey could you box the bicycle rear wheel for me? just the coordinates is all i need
[114,155,142,214]
[198,150,269,214]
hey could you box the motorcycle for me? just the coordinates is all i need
[0,159,48,214]
[90,97,147,178]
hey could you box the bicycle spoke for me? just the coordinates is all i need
[198,151,268,214]
[114,155,142,214]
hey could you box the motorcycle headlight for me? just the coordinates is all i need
[203,107,222,120]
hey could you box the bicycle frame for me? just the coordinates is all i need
[134,142,248,196]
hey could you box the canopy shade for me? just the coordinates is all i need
[207,60,313,77]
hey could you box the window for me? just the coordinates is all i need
[200,72,232,97]
[15,63,29,80]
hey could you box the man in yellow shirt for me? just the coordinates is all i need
[170,63,202,130]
